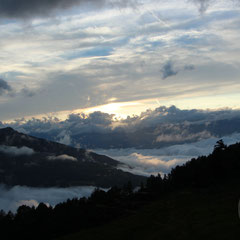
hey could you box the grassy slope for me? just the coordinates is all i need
[58,183,240,240]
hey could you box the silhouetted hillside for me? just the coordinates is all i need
[0,127,145,187]
[1,140,240,239]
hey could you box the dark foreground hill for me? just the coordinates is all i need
[0,127,145,187]
[1,140,240,239]
[59,183,240,240]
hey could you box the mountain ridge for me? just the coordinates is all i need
[0,127,146,188]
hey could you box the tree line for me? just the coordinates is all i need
[1,140,240,239]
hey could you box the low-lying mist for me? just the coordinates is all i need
[96,133,240,176]
[0,185,99,213]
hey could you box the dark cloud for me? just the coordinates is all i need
[0,0,237,20]
[191,0,211,14]
[0,0,139,19]
[161,62,195,80]
[20,88,36,98]
[0,0,96,18]
[184,64,195,71]
[161,61,178,79]
[0,79,36,98]
[0,78,12,95]
[3,105,240,149]
[190,0,240,14]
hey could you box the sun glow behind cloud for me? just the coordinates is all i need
[83,93,240,119]
[3,90,240,123]
[84,101,141,118]
[0,0,240,121]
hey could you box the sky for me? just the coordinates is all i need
[0,0,240,121]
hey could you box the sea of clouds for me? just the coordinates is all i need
[1,132,240,213]
[96,132,240,176]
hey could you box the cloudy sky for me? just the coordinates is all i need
[0,0,240,121]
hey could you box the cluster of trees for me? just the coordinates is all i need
[1,140,240,239]
[0,183,143,239]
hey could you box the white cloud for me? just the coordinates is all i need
[47,154,77,162]
[57,131,72,146]
[0,145,35,156]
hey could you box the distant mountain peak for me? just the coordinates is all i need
[0,127,16,134]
